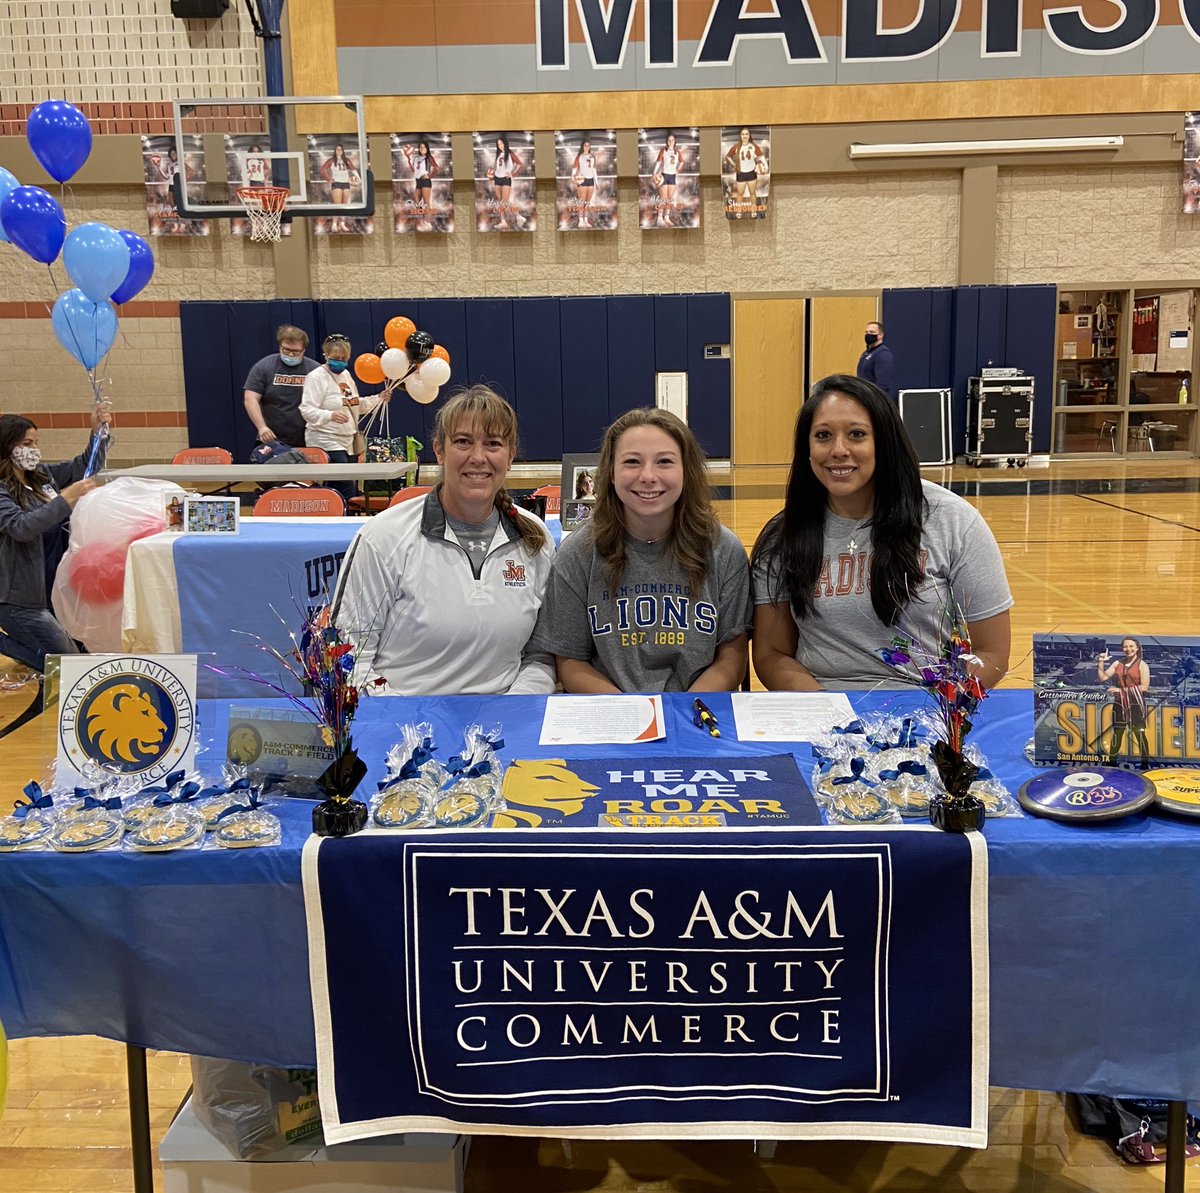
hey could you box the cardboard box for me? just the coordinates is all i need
[161,1097,468,1193]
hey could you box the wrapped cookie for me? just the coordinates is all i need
[0,781,59,851]
[435,724,505,828]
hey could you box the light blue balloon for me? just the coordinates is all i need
[0,168,18,243]
[52,288,118,370]
[63,223,131,304]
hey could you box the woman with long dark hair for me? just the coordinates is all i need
[751,374,1011,690]
[531,407,751,693]
[1098,636,1150,765]
[486,134,524,229]
[0,405,111,672]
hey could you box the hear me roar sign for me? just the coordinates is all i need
[305,830,987,1145]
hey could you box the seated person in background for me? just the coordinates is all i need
[330,386,555,695]
[299,333,393,504]
[751,374,1012,691]
[529,407,751,693]
[243,324,319,450]
[0,404,111,673]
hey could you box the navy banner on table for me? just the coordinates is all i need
[304,830,988,1146]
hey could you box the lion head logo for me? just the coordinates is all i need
[493,759,600,828]
[83,682,169,766]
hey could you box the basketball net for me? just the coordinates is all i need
[236,185,290,242]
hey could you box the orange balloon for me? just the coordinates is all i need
[384,316,417,350]
[354,353,385,385]
[430,344,451,366]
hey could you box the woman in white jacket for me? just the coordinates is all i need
[299,333,394,503]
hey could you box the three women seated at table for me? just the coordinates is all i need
[333,374,1011,696]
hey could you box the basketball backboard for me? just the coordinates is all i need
[170,95,375,219]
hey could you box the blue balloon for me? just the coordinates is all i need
[0,167,18,243]
[52,289,118,370]
[0,186,65,263]
[110,230,155,305]
[64,223,131,304]
[26,100,93,183]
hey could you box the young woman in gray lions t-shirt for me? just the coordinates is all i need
[750,374,1012,691]
[529,408,752,693]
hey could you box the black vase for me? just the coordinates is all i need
[929,741,985,833]
[312,744,369,837]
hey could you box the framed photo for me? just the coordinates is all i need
[560,454,599,531]
[183,496,240,535]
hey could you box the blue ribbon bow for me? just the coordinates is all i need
[214,791,265,821]
[868,716,919,751]
[441,758,493,790]
[398,739,434,780]
[81,795,122,812]
[878,760,929,782]
[153,781,201,807]
[831,758,873,787]
[196,777,252,801]
[832,720,865,737]
[13,781,54,820]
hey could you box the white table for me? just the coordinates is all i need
[106,461,418,485]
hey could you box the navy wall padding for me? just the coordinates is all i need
[513,298,564,461]
[653,295,689,373]
[606,295,656,426]
[686,293,732,458]
[180,294,733,465]
[558,297,611,454]
[464,300,516,405]
[1004,285,1057,453]
[885,284,1057,456]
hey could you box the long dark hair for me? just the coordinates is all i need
[750,374,926,626]
[589,406,718,593]
[432,386,546,555]
[0,414,50,510]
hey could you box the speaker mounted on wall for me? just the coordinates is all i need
[170,0,230,17]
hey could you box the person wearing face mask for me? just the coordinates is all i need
[0,404,111,674]
[299,333,395,504]
[243,325,320,450]
[856,320,894,400]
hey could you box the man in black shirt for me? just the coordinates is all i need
[856,320,895,399]
[243,324,319,447]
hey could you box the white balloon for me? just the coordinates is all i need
[406,376,439,405]
[419,356,451,387]
[380,347,409,380]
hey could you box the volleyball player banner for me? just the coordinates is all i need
[307,134,373,236]
[391,132,453,234]
[474,131,535,233]
[721,125,770,221]
[556,129,616,232]
[1185,114,1200,215]
[303,830,988,1146]
[1031,633,1200,768]
[140,134,209,238]
[639,127,700,230]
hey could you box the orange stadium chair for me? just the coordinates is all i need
[295,446,329,464]
[533,484,560,515]
[173,447,233,465]
[252,487,346,517]
[387,485,433,507]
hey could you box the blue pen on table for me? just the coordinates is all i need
[693,698,720,738]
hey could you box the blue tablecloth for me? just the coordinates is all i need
[2,689,1199,1101]
[175,517,562,697]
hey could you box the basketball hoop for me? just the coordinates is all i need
[236,185,290,242]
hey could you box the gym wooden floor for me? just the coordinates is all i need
[3,457,1200,1192]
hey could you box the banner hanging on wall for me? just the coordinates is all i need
[307,135,373,236]
[639,127,700,231]
[474,131,535,233]
[391,132,453,234]
[721,125,770,221]
[1185,113,1199,214]
[141,135,209,238]
[556,129,616,232]
[225,135,292,238]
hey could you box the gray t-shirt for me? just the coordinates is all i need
[752,480,1012,689]
[529,524,753,692]
[445,509,501,580]
[243,353,319,447]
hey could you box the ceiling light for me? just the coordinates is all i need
[849,136,1124,159]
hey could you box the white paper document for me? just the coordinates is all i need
[539,695,666,745]
[731,692,856,742]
